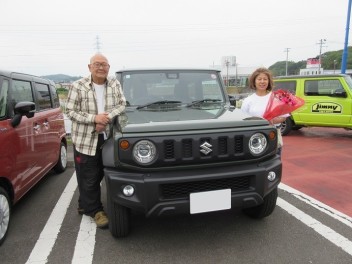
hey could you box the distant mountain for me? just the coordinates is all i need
[41,74,82,83]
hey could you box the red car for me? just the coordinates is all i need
[0,71,67,245]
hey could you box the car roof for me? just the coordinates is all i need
[115,67,221,73]
[274,74,349,79]
[0,70,54,85]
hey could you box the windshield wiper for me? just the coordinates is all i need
[136,100,182,110]
[186,99,222,107]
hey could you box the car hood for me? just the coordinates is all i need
[115,105,267,133]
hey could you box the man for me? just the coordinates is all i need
[66,53,126,228]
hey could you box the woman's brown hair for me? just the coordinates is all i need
[248,67,274,91]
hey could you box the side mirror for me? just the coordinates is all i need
[332,89,347,98]
[228,95,236,106]
[11,101,36,127]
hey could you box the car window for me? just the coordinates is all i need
[0,79,9,118]
[50,85,60,108]
[35,82,52,110]
[274,80,297,94]
[343,75,352,92]
[122,71,223,105]
[12,79,34,106]
[202,80,223,100]
[304,79,343,96]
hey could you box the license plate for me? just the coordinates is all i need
[190,189,231,214]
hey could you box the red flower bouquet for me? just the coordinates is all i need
[263,89,305,121]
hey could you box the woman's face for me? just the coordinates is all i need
[255,73,269,92]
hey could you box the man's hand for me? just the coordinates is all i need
[95,112,110,125]
[94,123,106,133]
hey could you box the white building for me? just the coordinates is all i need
[299,58,324,75]
[300,58,352,75]
[212,56,261,87]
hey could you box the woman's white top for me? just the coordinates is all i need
[241,92,271,118]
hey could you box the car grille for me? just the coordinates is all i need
[160,176,251,200]
[118,132,263,168]
[163,135,244,161]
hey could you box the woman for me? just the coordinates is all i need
[241,67,287,154]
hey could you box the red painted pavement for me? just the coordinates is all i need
[281,127,352,217]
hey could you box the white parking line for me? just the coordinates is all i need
[26,172,78,264]
[279,183,352,228]
[277,197,352,256]
[71,215,96,264]
[25,173,352,263]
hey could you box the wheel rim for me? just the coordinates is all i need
[60,145,67,169]
[0,194,10,240]
[280,121,286,134]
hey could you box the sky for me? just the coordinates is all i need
[0,0,350,77]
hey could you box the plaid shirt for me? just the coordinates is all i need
[66,75,126,156]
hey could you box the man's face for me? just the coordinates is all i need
[88,56,110,81]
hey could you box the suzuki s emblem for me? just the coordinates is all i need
[200,141,212,155]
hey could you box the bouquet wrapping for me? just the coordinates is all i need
[263,89,305,121]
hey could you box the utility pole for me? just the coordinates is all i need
[95,35,101,53]
[234,56,237,86]
[225,60,229,88]
[284,48,290,76]
[317,39,326,74]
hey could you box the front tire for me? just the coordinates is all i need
[280,117,293,136]
[0,187,11,246]
[108,193,130,238]
[243,187,278,219]
[54,142,67,173]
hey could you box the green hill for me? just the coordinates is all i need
[269,46,352,76]
[41,74,82,83]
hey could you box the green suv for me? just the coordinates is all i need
[274,74,352,135]
[103,68,282,238]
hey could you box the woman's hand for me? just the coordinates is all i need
[269,116,286,125]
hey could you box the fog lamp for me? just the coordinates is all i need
[267,171,276,181]
[122,185,135,197]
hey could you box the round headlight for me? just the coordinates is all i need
[249,133,267,155]
[133,140,157,165]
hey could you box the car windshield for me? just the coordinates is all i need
[120,71,225,106]
[344,75,352,92]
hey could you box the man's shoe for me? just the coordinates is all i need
[94,211,109,228]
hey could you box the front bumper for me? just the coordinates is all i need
[104,156,282,217]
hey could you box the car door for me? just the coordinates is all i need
[296,78,352,126]
[9,77,46,199]
[33,81,63,169]
[0,78,24,197]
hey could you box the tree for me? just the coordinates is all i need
[268,46,352,76]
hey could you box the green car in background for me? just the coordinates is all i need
[273,74,352,135]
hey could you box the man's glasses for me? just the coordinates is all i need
[92,62,110,69]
